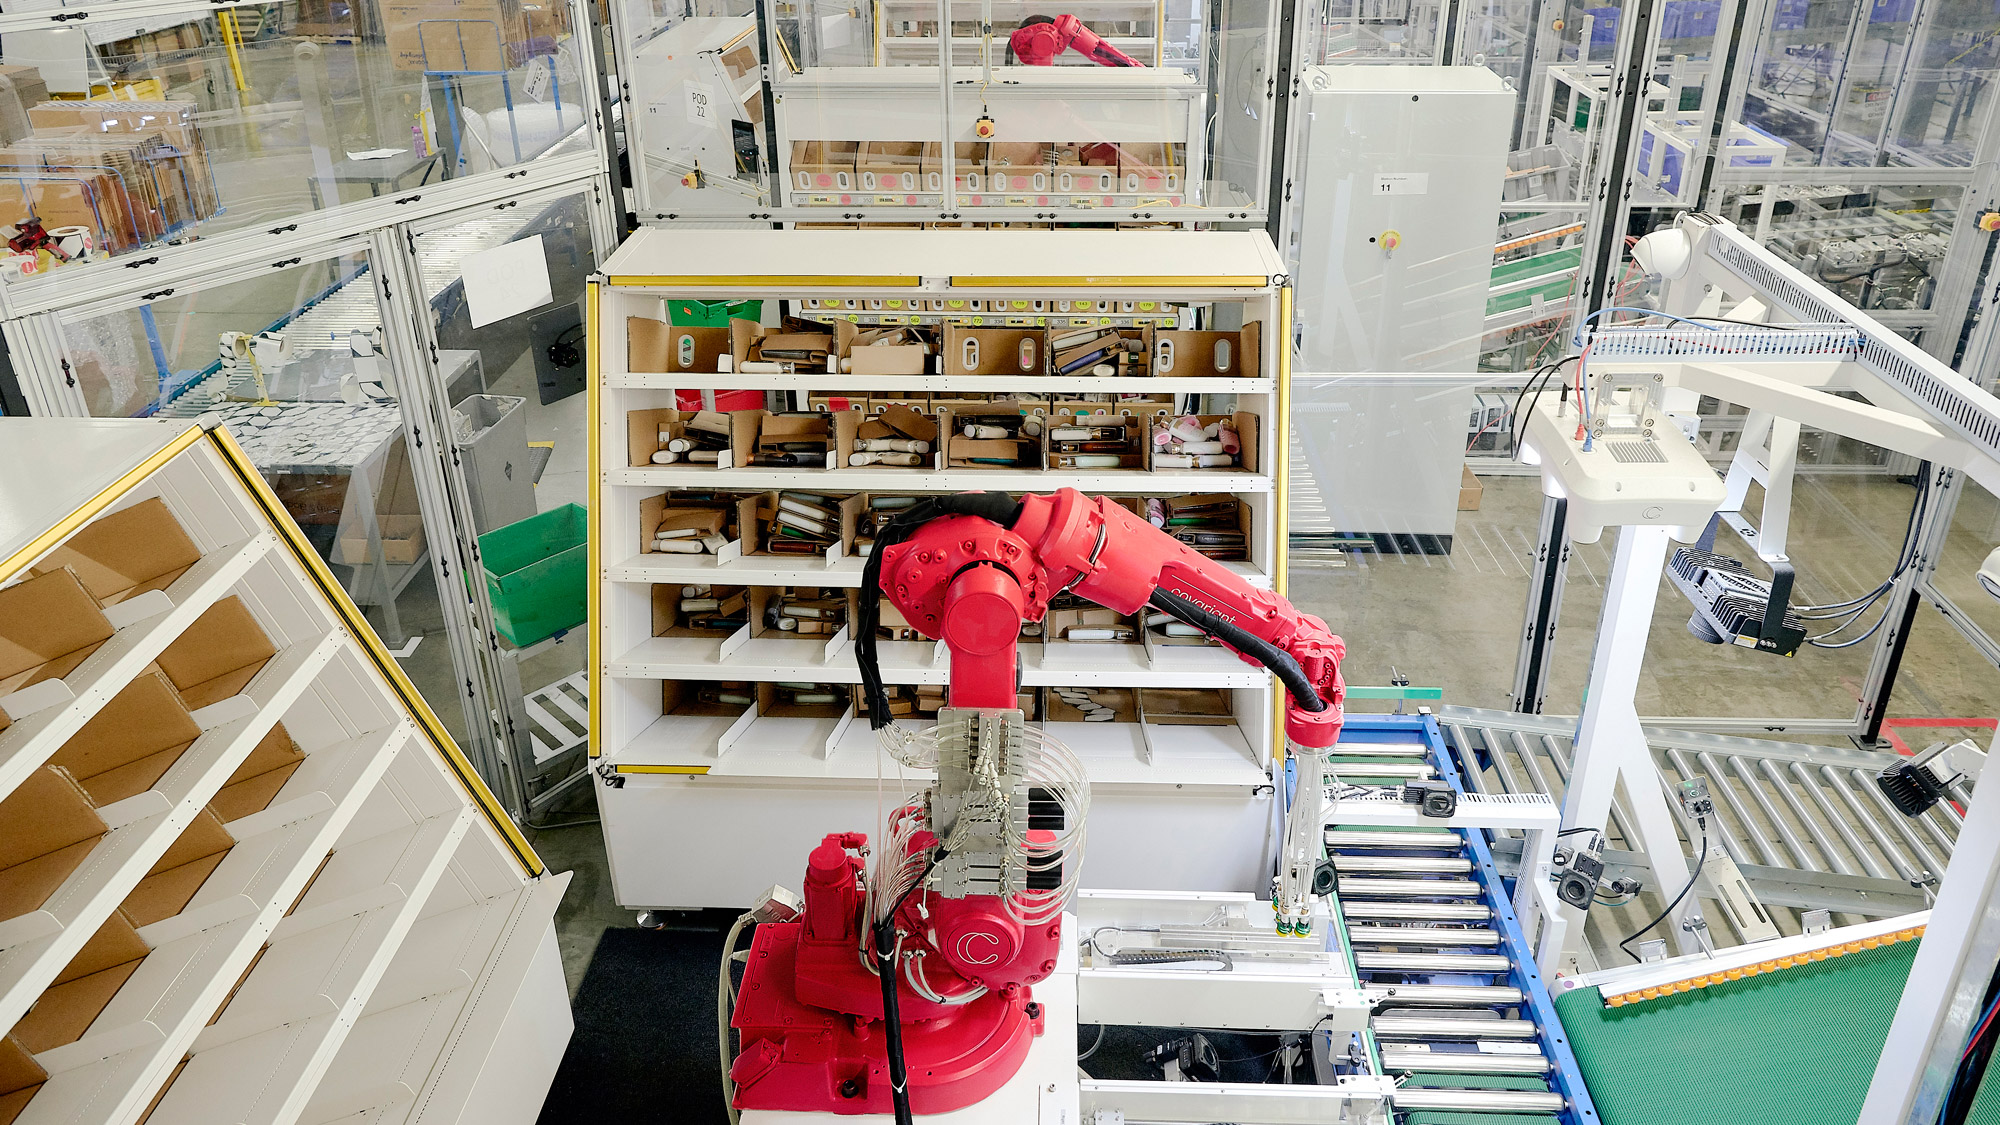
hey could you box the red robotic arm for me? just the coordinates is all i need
[872,487,1345,747]
[729,489,1344,1121]
[1008,13,1146,67]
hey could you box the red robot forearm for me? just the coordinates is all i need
[1010,489,1345,747]
[1008,13,1145,66]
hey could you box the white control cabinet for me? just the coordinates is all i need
[1285,66,1511,550]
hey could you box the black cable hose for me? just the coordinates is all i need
[1147,589,1327,713]
[856,493,1022,728]
[872,917,915,1125]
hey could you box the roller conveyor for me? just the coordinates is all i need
[1378,1049,1553,1074]
[1332,854,1473,874]
[1338,877,1483,898]
[1342,900,1493,922]
[1324,829,1465,849]
[1392,1088,1569,1112]
[1345,925,1500,946]
[1364,983,1524,1006]
[1353,951,1515,972]
[1372,1015,1539,1039]
[1326,716,1595,1123]
[1328,760,1438,779]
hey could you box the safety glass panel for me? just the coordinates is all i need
[1288,371,1542,710]
[1710,181,1960,323]
[1307,0,1442,62]
[0,0,588,283]
[413,192,595,812]
[1933,476,2000,655]
[52,248,485,742]
[1540,440,1920,724]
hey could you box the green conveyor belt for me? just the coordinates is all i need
[1554,939,2000,1124]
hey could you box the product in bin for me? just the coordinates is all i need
[764,593,847,637]
[854,495,918,557]
[766,491,839,555]
[676,585,748,631]
[653,410,734,464]
[1152,414,1241,468]
[1146,494,1246,560]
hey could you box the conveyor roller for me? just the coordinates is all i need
[1342,901,1493,922]
[1325,829,1465,849]
[1346,925,1500,946]
[1333,855,1473,874]
[1354,951,1515,972]
[1364,984,1524,1007]
[1392,1089,1568,1113]
[1339,877,1483,898]
[1328,761,1437,779]
[1373,1015,1539,1039]
[1379,1049,1553,1074]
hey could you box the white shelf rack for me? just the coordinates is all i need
[589,229,1292,910]
[0,421,569,1125]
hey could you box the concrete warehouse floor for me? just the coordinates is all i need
[356,353,2000,989]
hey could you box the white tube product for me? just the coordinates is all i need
[962,424,1010,439]
[654,540,705,554]
[651,451,681,464]
[1175,440,1226,455]
[1064,627,1131,641]
[1065,455,1123,468]
[1152,454,1194,468]
[683,584,712,597]
[740,360,785,374]
[855,438,930,453]
[689,450,722,463]
[655,528,699,540]
[851,452,924,467]
[681,598,720,612]
[1193,454,1233,468]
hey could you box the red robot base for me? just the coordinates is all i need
[730,834,1078,1120]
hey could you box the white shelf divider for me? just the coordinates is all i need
[0,532,277,803]
[145,808,474,1125]
[0,630,342,1036]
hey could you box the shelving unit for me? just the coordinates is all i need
[873,0,1163,66]
[588,228,1290,910]
[0,420,569,1125]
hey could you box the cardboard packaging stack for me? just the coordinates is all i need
[0,94,218,263]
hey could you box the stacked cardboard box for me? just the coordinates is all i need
[0,100,217,256]
[384,0,553,72]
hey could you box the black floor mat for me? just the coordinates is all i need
[538,921,733,1125]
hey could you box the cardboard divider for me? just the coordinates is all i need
[1046,325,1151,377]
[943,325,1042,376]
[1046,687,1137,723]
[638,493,737,559]
[1114,141,1185,193]
[662,679,755,717]
[1148,411,1261,473]
[10,909,148,1055]
[0,570,115,729]
[747,586,848,640]
[32,497,201,606]
[1044,410,1146,471]
[986,142,1050,192]
[753,412,835,468]
[808,394,870,414]
[856,141,926,192]
[650,584,748,638]
[154,595,277,711]
[119,806,236,928]
[831,405,938,471]
[1043,599,1139,645]
[791,141,860,191]
[756,681,847,719]
[0,766,108,928]
[834,322,931,376]
[733,319,833,377]
[627,316,730,376]
[1153,322,1262,379]
[47,671,200,807]
[333,436,425,566]
[744,491,862,561]
[0,1033,46,1125]
[208,722,306,823]
[938,406,1043,470]
[1137,688,1236,725]
[1153,494,1251,562]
